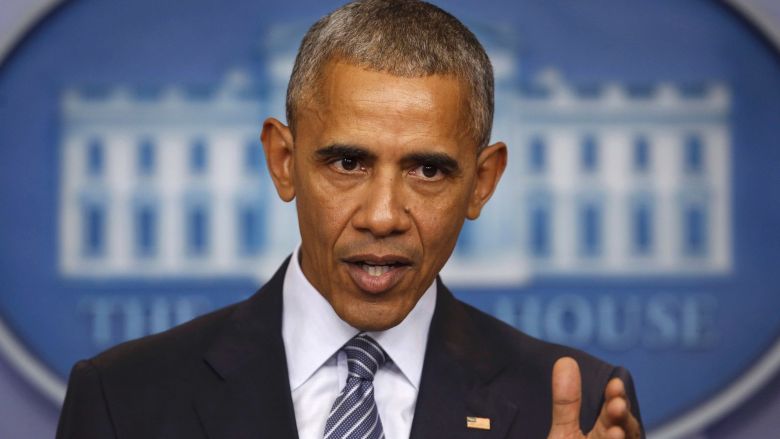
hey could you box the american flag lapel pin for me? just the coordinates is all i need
[466,416,491,430]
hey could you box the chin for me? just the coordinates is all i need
[339,303,406,332]
[352,319,399,332]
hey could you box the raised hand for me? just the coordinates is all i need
[547,357,642,439]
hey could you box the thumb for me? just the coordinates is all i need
[548,357,583,438]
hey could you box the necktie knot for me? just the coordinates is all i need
[343,334,387,381]
[324,333,387,439]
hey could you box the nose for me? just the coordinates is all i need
[351,170,412,238]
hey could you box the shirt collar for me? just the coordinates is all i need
[282,246,436,391]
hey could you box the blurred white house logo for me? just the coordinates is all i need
[59,24,731,351]
[2,1,779,438]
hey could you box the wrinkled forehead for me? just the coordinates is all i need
[297,62,474,148]
[296,61,477,147]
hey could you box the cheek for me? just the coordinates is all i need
[412,194,468,256]
[297,175,356,243]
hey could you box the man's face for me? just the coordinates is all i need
[262,61,506,331]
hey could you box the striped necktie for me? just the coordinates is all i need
[323,333,387,439]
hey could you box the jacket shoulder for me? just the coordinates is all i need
[456,299,641,433]
[460,299,615,372]
[88,256,292,378]
[58,299,248,438]
[90,300,239,377]
[79,298,246,418]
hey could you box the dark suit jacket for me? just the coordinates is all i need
[56,258,644,438]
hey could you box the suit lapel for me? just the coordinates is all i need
[191,264,519,439]
[194,258,299,439]
[409,281,518,439]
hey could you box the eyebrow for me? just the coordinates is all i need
[314,144,461,174]
[402,152,461,175]
[315,144,375,162]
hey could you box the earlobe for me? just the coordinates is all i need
[466,141,507,220]
[261,117,296,202]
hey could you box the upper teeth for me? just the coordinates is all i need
[361,264,392,277]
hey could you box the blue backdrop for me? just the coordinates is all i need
[1,1,779,437]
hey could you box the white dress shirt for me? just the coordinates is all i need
[282,247,436,439]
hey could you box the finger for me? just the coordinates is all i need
[589,393,619,437]
[612,402,641,439]
[549,357,582,437]
[605,378,627,405]
[604,426,626,439]
[604,378,641,439]
[591,383,628,437]
[624,414,642,439]
[605,396,629,424]
[599,406,642,439]
[602,384,642,439]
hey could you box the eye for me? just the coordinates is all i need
[411,163,444,181]
[331,155,362,173]
[421,164,438,178]
[340,156,358,171]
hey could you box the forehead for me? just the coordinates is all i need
[298,62,474,150]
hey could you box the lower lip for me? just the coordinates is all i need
[345,263,410,294]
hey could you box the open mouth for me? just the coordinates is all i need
[356,261,407,277]
[343,255,412,293]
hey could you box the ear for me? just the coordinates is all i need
[467,141,507,220]
[261,117,296,202]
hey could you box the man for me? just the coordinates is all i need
[57,1,644,438]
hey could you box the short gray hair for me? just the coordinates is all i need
[286,0,494,148]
